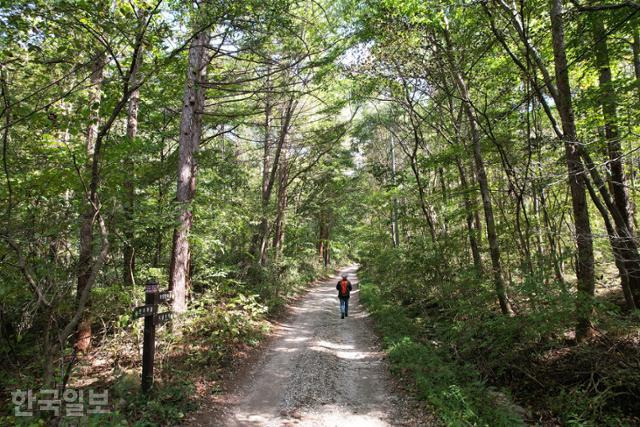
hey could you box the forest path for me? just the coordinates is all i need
[197,266,432,426]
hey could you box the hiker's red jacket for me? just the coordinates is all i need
[336,279,352,298]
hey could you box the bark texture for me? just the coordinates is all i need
[76,53,105,353]
[170,30,210,313]
[591,15,639,309]
[549,0,596,341]
[123,42,143,286]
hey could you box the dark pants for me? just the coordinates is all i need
[339,296,349,316]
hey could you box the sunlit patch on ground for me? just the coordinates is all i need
[220,267,432,426]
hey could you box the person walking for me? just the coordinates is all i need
[336,274,352,319]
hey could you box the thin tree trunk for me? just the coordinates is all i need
[456,159,484,273]
[532,188,545,275]
[318,210,331,267]
[399,124,438,243]
[169,30,210,313]
[1,68,13,223]
[390,136,400,247]
[632,26,640,103]
[255,74,272,265]
[470,147,485,269]
[123,41,143,286]
[257,72,273,265]
[272,145,289,255]
[580,148,640,306]
[515,197,534,275]
[76,53,105,353]
[473,204,483,253]
[399,77,441,242]
[631,28,640,231]
[441,21,514,315]
[592,15,633,233]
[438,167,449,236]
[590,14,640,308]
[42,309,54,388]
[549,0,596,341]
[254,97,294,265]
[154,146,165,268]
[539,169,566,285]
[529,93,546,278]
[583,176,636,309]
[459,83,512,315]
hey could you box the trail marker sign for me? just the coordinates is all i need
[132,304,155,318]
[132,279,173,393]
[158,291,173,303]
[155,312,172,325]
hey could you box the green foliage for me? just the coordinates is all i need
[1,0,358,424]
[183,289,270,366]
[3,0,640,423]
[117,378,196,426]
[358,240,640,424]
[360,282,522,426]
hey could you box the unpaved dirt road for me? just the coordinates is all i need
[196,266,434,426]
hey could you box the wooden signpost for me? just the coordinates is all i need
[132,279,173,392]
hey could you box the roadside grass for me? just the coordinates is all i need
[357,244,640,425]
[360,282,523,427]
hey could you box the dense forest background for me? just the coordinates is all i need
[2,0,640,424]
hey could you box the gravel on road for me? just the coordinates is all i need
[192,266,436,426]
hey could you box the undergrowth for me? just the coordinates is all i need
[113,258,333,426]
[1,258,337,425]
[358,243,640,425]
[360,283,523,426]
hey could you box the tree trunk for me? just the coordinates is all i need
[467,112,513,315]
[631,27,640,231]
[123,42,143,286]
[549,0,596,341]
[169,30,210,313]
[438,167,449,236]
[272,145,289,255]
[2,68,13,223]
[538,170,566,285]
[441,21,514,315]
[318,209,331,267]
[456,159,483,273]
[583,176,636,309]
[532,187,545,277]
[325,240,331,267]
[633,26,640,103]
[400,126,438,243]
[255,71,273,265]
[253,96,294,265]
[591,15,633,232]
[76,53,105,353]
[515,195,534,276]
[580,148,640,306]
[42,308,54,388]
[154,146,165,268]
[390,136,400,247]
[590,14,640,308]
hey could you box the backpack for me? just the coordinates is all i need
[339,279,349,296]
